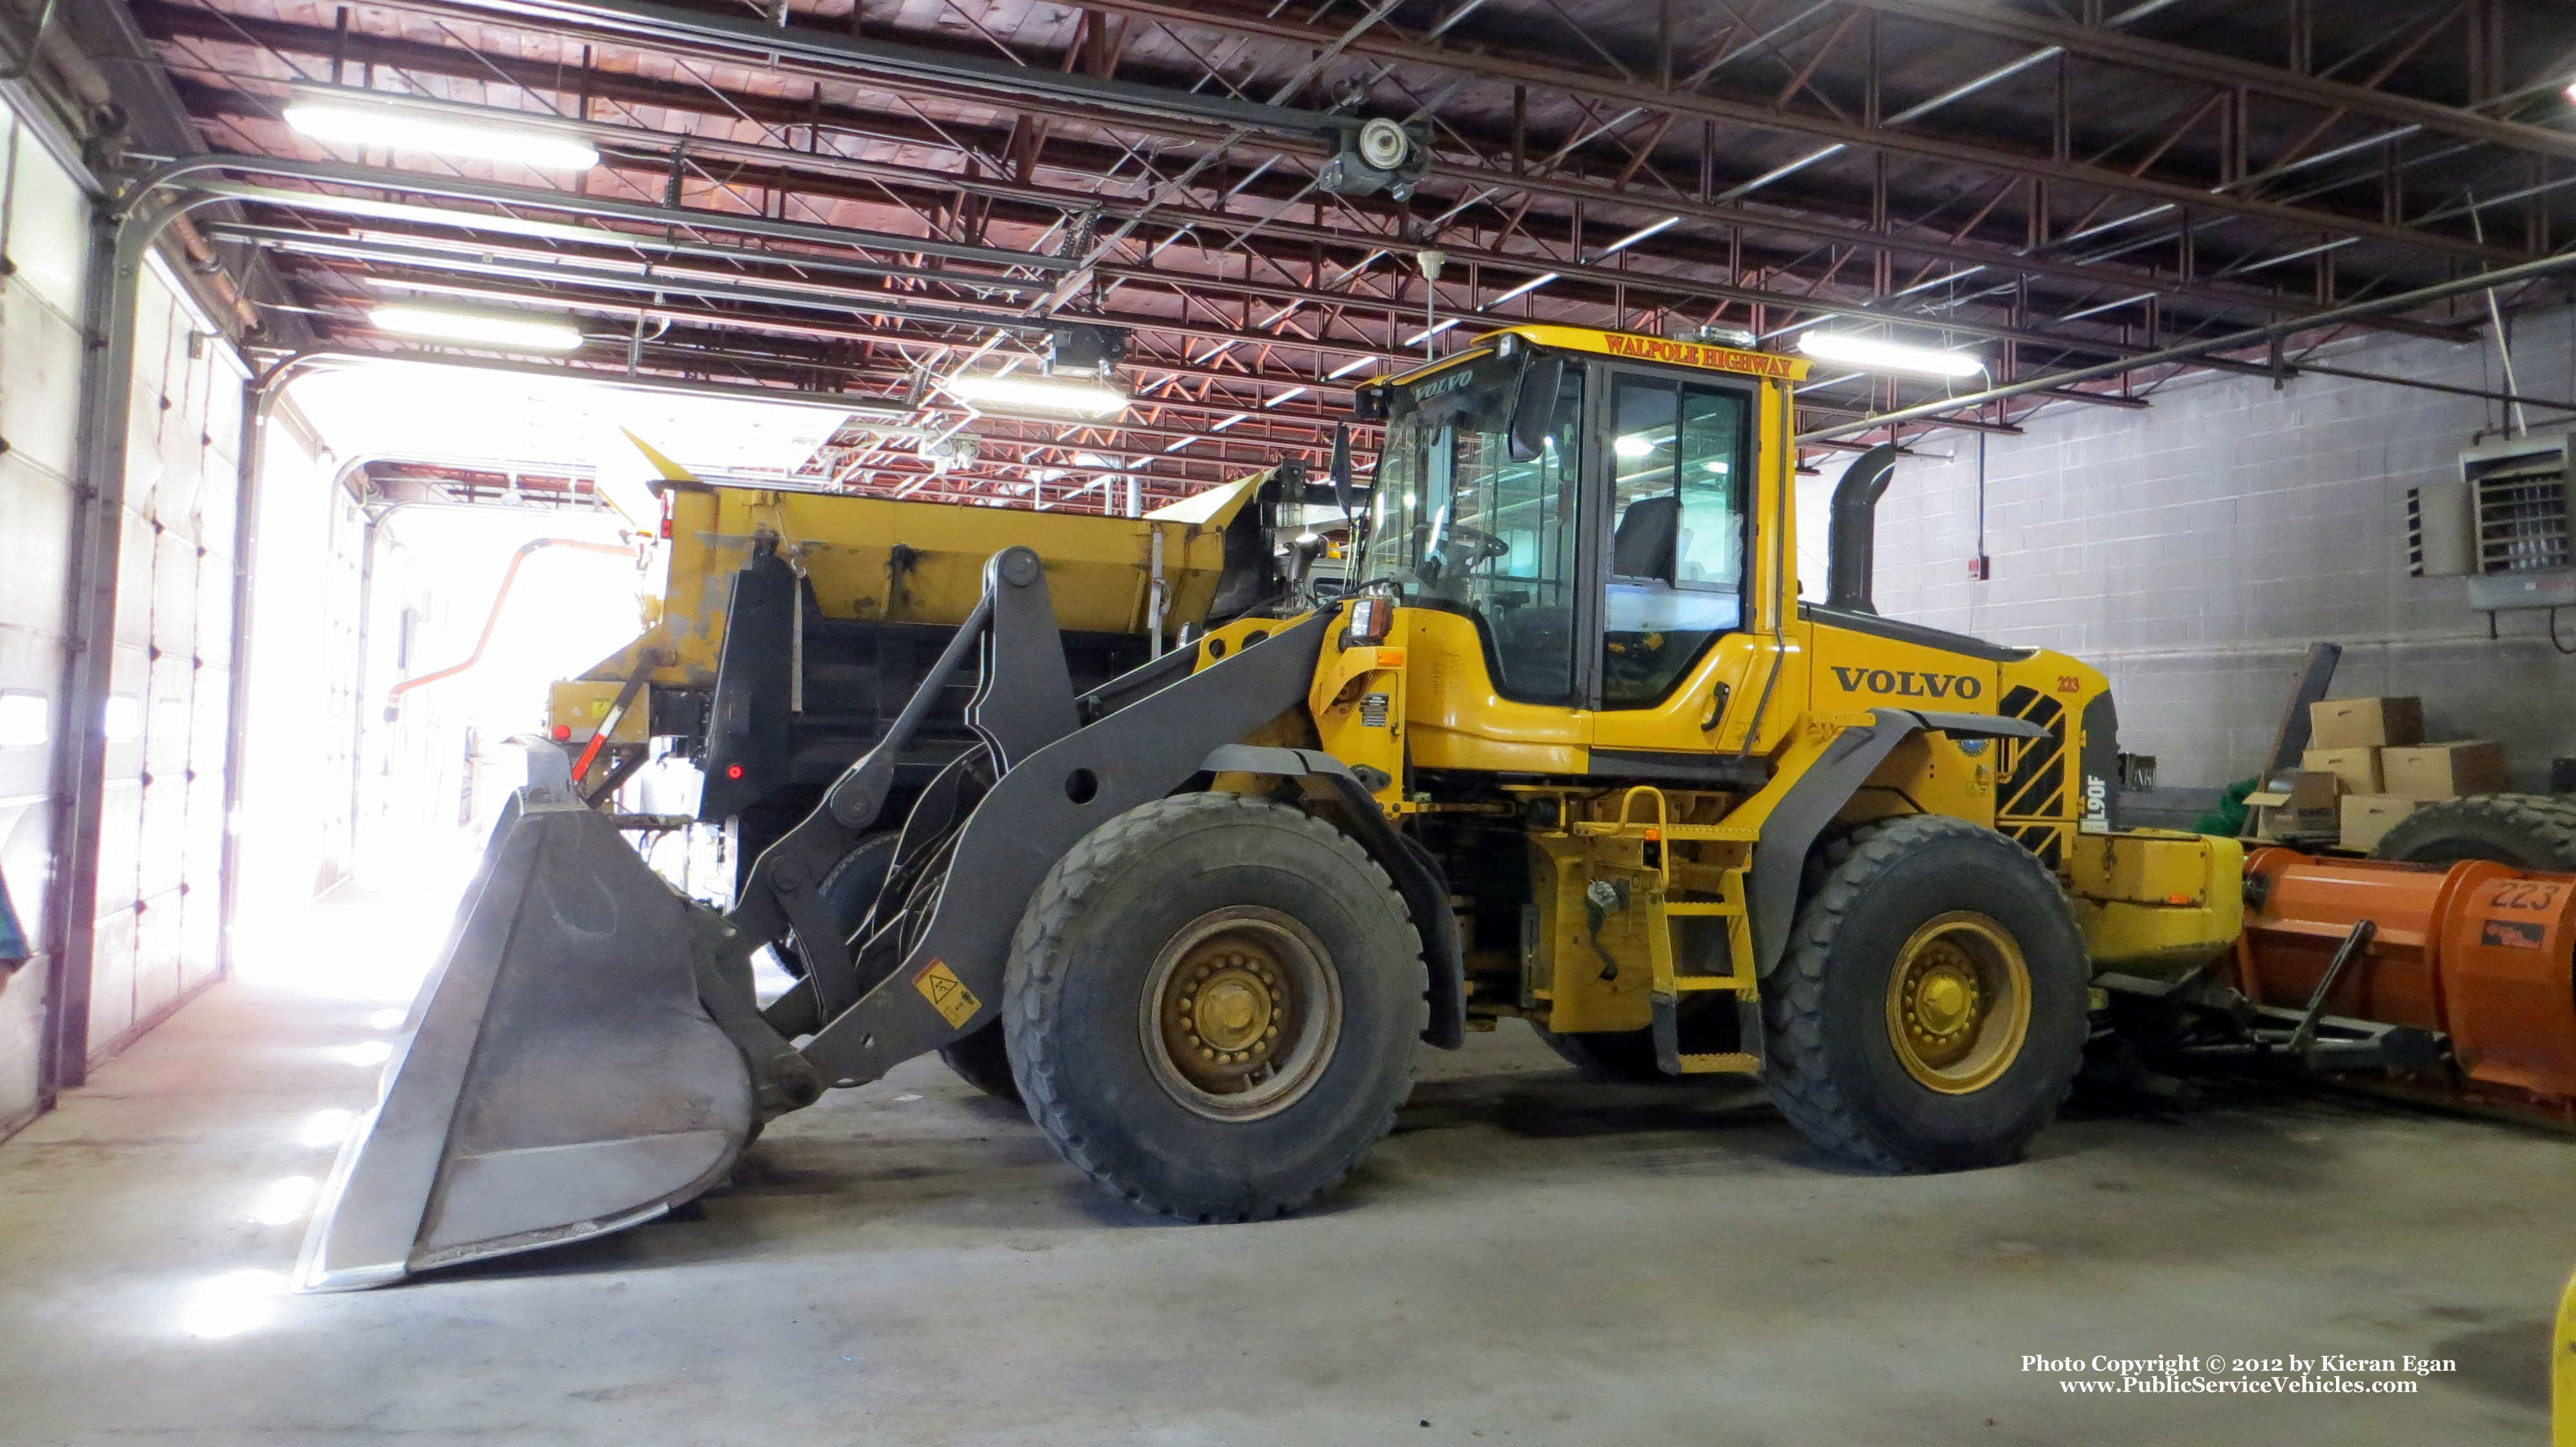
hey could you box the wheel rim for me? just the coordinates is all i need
[1883,911,2031,1095]
[1139,906,1344,1121]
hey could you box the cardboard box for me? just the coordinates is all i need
[2308,696,2425,750]
[2379,740,2510,800]
[2300,746,2382,795]
[2339,794,2418,852]
[2244,770,2341,841]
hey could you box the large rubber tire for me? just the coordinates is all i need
[1764,814,2088,1173]
[2372,793,2576,871]
[1003,793,1426,1221]
[1532,1025,1662,1080]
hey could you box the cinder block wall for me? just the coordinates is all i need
[1860,307,2576,790]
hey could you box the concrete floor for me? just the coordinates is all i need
[1,875,2568,1446]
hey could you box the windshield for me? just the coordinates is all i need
[1356,352,1584,703]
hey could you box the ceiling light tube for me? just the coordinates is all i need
[1595,216,1680,259]
[1263,386,1309,408]
[1796,332,1984,379]
[1486,272,1560,306]
[943,373,1130,416]
[285,101,601,171]
[1326,357,1378,379]
[367,304,583,352]
[1400,318,1463,346]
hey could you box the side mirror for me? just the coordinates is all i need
[1328,421,1358,520]
[1507,354,1565,463]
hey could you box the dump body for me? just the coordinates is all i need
[544,474,1269,841]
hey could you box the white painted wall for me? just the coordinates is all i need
[1857,310,2576,790]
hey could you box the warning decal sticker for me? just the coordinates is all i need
[913,959,983,1027]
[2482,919,2546,950]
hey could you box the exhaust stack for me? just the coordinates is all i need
[1826,443,1897,615]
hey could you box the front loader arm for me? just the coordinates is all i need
[796,606,1337,1083]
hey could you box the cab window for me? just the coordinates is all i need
[1601,374,1749,708]
[1358,355,1584,703]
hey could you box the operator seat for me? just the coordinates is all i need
[1612,494,1678,580]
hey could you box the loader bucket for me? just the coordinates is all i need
[294,768,756,1292]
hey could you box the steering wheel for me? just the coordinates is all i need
[1433,523,1512,568]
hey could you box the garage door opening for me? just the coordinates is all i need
[224,358,854,1006]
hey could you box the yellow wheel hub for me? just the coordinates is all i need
[1142,908,1343,1120]
[1884,912,2031,1095]
[1170,957,1287,1070]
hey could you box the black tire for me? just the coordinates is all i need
[1003,793,1426,1221]
[1764,814,2088,1173]
[2372,793,2576,871]
[776,831,900,981]
[774,830,1023,1103]
[1531,1025,1663,1080]
[936,1021,1022,1104]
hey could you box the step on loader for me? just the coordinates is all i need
[301,324,2262,1290]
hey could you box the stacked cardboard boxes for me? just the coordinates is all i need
[2277,696,2513,850]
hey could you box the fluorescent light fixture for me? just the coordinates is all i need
[1487,272,1560,306]
[1209,412,1250,432]
[284,101,600,171]
[1264,386,1309,408]
[1797,331,1984,379]
[1401,318,1463,347]
[1613,435,1655,459]
[944,373,1129,416]
[1596,216,1679,259]
[369,304,583,352]
[1326,357,1376,379]
[1071,453,1114,469]
[1165,437,1198,452]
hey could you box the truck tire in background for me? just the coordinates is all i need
[774,829,1025,1104]
[778,830,899,981]
[2372,794,2576,872]
[1003,793,1425,1221]
[936,1023,1020,1103]
[1764,814,2089,1173]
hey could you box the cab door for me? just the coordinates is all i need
[1585,366,1756,713]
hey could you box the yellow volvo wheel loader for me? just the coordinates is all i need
[298,324,2242,1291]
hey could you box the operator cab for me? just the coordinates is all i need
[1349,326,1795,713]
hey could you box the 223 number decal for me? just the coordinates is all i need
[2490,881,2563,912]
